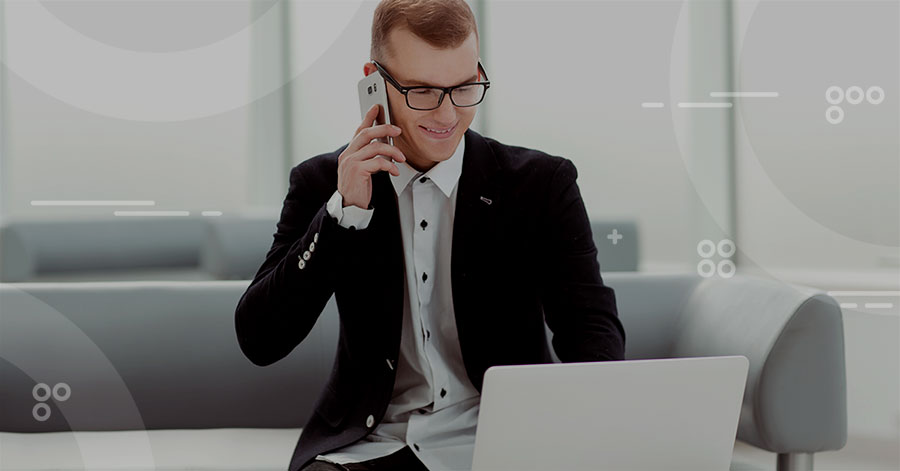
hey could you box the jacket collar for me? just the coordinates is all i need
[371,128,499,214]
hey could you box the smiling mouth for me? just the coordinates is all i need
[419,124,457,137]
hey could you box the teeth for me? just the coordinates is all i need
[425,127,451,134]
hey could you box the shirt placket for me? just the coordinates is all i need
[412,176,440,398]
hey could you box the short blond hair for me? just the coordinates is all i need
[371,0,479,61]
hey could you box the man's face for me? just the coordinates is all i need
[367,28,480,172]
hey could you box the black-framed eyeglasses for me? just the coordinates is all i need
[372,60,491,111]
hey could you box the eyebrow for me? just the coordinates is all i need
[403,74,479,88]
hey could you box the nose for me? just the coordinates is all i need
[432,93,457,125]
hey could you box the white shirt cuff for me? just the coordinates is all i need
[326,190,374,230]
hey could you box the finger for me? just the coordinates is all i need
[348,127,404,158]
[359,156,401,176]
[353,123,402,148]
[348,141,406,164]
[354,104,380,137]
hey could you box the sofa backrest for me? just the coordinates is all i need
[0,219,207,282]
[0,281,334,432]
[0,273,847,455]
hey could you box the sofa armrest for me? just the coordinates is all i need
[672,276,847,453]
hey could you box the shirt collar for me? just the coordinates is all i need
[389,136,465,198]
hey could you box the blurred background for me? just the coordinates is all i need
[0,1,897,470]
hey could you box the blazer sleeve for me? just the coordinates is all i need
[540,158,626,362]
[234,160,375,366]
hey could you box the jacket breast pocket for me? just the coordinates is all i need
[313,385,349,429]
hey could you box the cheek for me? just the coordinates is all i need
[458,109,477,128]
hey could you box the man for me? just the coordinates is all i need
[234,1,626,470]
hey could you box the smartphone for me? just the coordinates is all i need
[357,70,393,148]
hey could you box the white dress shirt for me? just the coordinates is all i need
[317,138,480,471]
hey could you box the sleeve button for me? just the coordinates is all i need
[298,259,306,270]
[302,251,311,261]
[366,415,374,428]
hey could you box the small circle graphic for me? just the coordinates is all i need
[33,383,52,402]
[845,86,864,105]
[697,259,717,278]
[717,239,736,258]
[53,383,72,402]
[866,86,885,105]
[717,259,737,278]
[697,239,716,258]
[33,403,51,422]
[825,86,844,104]
[825,105,844,125]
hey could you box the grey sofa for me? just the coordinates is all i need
[0,218,639,283]
[0,273,846,470]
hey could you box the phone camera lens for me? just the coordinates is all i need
[367,86,373,94]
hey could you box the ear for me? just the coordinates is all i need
[363,62,377,77]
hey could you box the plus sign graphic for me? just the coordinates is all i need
[607,229,623,245]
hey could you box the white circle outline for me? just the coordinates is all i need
[33,383,51,402]
[826,106,844,125]
[845,86,864,105]
[53,382,72,401]
[866,86,885,105]
[697,239,716,258]
[697,259,717,278]
[717,259,737,278]
[33,402,52,422]
[717,239,736,258]
[825,86,844,104]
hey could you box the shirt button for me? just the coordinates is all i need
[309,241,315,252]
[366,415,374,428]
[419,176,427,183]
[420,219,428,230]
[426,330,431,340]
[422,272,428,282]
[298,259,306,270]
[302,251,311,261]
[440,388,447,398]
[349,225,356,231]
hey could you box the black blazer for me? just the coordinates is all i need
[234,129,626,471]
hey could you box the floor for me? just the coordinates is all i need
[731,435,900,471]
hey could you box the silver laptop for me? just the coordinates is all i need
[471,355,749,471]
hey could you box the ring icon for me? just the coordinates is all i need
[31,382,71,422]
[825,86,844,105]
[845,86,864,105]
[32,383,52,402]
[826,85,884,125]
[697,239,736,279]
[866,86,885,105]
[33,403,52,422]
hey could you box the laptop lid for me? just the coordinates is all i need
[471,355,749,471]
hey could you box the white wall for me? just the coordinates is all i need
[732,0,899,275]
[482,0,704,269]
[730,0,900,445]
[0,1,259,221]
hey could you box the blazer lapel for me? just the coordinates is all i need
[451,130,500,365]
[369,169,405,352]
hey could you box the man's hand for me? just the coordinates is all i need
[337,104,407,209]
